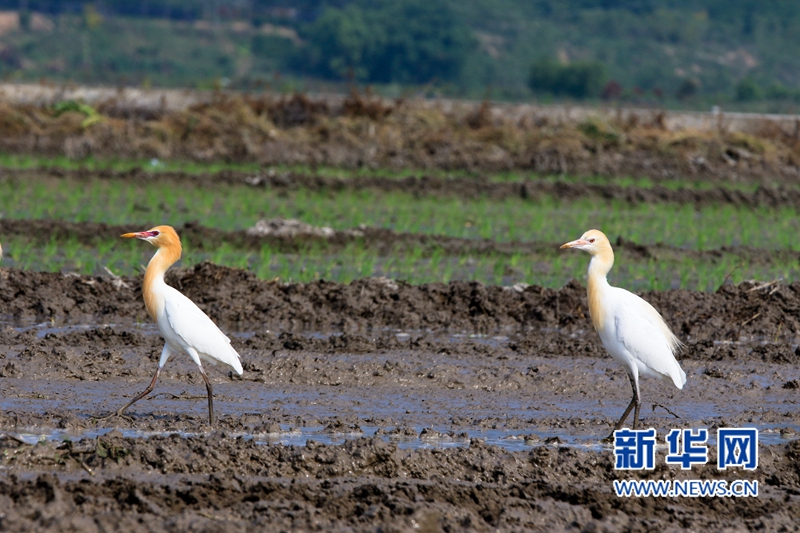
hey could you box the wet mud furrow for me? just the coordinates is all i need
[0,435,797,532]
[1,321,799,433]
[2,265,800,531]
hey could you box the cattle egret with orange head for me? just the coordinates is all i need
[561,229,686,434]
[111,225,243,425]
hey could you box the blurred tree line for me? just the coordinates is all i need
[527,58,605,99]
[295,0,474,84]
[2,0,800,107]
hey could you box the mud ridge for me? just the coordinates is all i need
[11,167,800,208]
[0,435,794,532]
[2,264,800,343]
[1,322,797,402]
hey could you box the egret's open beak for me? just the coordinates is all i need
[122,229,161,240]
[560,239,589,249]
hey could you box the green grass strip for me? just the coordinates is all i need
[1,176,798,251]
[1,235,795,293]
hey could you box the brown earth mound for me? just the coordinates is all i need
[1,94,800,182]
[2,263,799,344]
[0,434,794,532]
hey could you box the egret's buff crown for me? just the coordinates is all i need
[122,225,182,321]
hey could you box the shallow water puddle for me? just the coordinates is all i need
[1,425,607,452]
[4,423,797,453]
[6,317,800,347]
[0,317,161,337]
[3,320,800,458]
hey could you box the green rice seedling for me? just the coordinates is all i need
[398,246,417,275]
[3,230,799,292]
[318,254,336,281]
[358,249,376,279]
[40,236,60,263]
[9,240,35,270]
[441,258,456,284]
[209,242,232,266]
[491,255,506,285]
[61,238,81,263]
[429,246,444,267]
[256,245,275,278]
[276,254,296,283]
[4,174,800,253]
[94,238,117,258]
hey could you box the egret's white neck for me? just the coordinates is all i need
[143,245,180,320]
[588,251,613,281]
[586,247,614,332]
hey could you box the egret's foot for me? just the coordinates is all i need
[651,403,680,419]
[0,433,29,446]
[602,432,615,444]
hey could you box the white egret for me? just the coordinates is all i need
[561,229,686,433]
[110,225,243,425]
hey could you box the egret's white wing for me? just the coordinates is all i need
[163,287,243,375]
[611,287,686,389]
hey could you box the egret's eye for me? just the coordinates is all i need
[148,230,160,237]
[588,238,595,243]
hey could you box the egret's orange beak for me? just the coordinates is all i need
[121,230,158,239]
[560,239,589,249]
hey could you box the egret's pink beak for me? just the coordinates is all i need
[121,230,157,239]
[560,239,589,249]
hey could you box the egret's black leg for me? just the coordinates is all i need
[99,367,162,421]
[632,394,642,429]
[613,398,637,432]
[199,368,214,426]
[606,374,641,440]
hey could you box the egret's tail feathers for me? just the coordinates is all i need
[230,346,244,375]
[677,366,687,388]
[667,365,687,389]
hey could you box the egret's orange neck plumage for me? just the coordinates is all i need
[586,239,614,333]
[142,226,182,320]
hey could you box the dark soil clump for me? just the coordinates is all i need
[3,264,800,344]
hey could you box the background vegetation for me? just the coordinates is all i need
[2,158,799,292]
[0,1,799,109]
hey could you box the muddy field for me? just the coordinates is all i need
[2,155,800,530]
[1,265,800,531]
